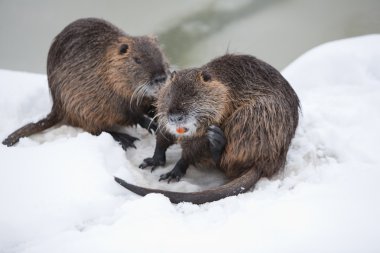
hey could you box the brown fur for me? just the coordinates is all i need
[115,54,300,204]
[3,18,169,146]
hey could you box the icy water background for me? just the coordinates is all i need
[0,0,379,73]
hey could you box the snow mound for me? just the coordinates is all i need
[1,35,380,252]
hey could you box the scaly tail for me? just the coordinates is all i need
[114,168,261,204]
[2,110,61,146]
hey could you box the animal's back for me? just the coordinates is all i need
[47,18,122,78]
[207,54,299,108]
[46,18,127,133]
[206,55,300,178]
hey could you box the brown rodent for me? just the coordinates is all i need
[3,18,170,149]
[115,54,300,204]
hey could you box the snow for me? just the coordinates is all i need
[1,35,380,252]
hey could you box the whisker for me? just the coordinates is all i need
[147,112,162,134]
[159,123,171,142]
[135,84,144,107]
[136,81,149,107]
[140,85,149,105]
[130,83,146,110]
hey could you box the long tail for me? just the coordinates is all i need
[114,168,261,204]
[2,110,60,146]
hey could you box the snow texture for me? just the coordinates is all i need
[1,35,380,252]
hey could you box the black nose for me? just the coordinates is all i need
[168,114,185,124]
[152,74,167,84]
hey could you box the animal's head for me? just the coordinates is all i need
[110,35,170,104]
[157,68,230,137]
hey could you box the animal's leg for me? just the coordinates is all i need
[139,130,175,171]
[159,158,189,183]
[107,131,139,150]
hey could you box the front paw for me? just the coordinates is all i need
[159,168,185,183]
[139,115,158,134]
[207,125,226,163]
[139,157,165,172]
[147,120,158,134]
[159,159,188,183]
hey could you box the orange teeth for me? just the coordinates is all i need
[176,127,188,134]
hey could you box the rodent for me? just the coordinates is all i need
[114,54,300,204]
[2,18,170,149]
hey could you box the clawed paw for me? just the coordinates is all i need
[139,157,165,172]
[147,120,158,134]
[159,169,184,183]
[139,115,158,134]
[207,125,226,162]
[109,132,139,150]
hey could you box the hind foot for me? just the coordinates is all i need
[108,131,139,150]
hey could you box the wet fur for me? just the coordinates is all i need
[116,54,300,204]
[3,18,169,146]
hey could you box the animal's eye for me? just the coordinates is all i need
[201,70,212,82]
[134,57,142,64]
[119,44,128,54]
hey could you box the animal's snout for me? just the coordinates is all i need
[152,74,167,85]
[168,113,185,124]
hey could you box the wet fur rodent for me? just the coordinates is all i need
[3,18,169,147]
[115,54,300,204]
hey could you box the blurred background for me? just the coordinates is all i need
[0,0,379,74]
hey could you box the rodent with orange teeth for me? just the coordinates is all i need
[115,54,300,204]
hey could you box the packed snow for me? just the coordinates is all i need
[1,35,380,253]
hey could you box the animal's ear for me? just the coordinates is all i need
[119,44,129,54]
[170,71,177,81]
[148,34,159,42]
[200,70,212,82]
